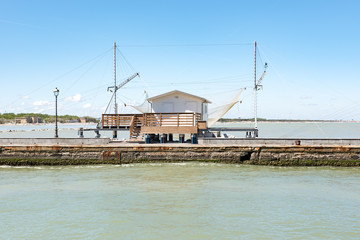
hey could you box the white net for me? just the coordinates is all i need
[130,92,151,113]
[207,88,245,127]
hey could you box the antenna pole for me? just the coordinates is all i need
[113,42,118,139]
[254,41,257,129]
[113,42,117,114]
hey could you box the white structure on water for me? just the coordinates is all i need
[147,90,211,122]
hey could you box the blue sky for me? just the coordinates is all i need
[1,0,360,120]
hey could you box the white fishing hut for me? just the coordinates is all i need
[100,90,210,141]
[147,90,211,122]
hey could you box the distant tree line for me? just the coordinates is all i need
[218,118,267,122]
[218,118,341,122]
[0,113,98,124]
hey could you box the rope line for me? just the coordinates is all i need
[116,43,252,48]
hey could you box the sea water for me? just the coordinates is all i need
[1,121,360,139]
[1,163,359,239]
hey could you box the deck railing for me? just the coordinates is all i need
[101,113,200,129]
[143,113,201,127]
[101,114,143,128]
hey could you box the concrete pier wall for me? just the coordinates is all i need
[198,138,360,146]
[0,144,360,166]
[0,138,110,146]
[1,138,360,146]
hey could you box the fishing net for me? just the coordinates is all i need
[206,89,244,127]
[130,92,151,113]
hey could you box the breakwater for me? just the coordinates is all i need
[1,138,360,166]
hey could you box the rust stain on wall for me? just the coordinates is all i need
[102,151,121,161]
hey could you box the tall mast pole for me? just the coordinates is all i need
[113,42,117,114]
[113,42,118,139]
[254,41,257,129]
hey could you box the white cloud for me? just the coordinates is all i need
[33,100,51,106]
[65,94,82,102]
[300,96,312,100]
[83,103,91,109]
[300,103,318,107]
[22,95,29,99]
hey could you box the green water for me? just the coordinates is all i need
[1,163,359,239]
[1,121,360,138]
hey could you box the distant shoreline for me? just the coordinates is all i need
[217,119,360,123]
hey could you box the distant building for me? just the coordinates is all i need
[80,117,88,123]
[29,116,42,123]
[65,119,80,123]
[15,117,28,124]
[15,116,42,124]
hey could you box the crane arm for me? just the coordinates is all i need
[256,70,266,86]
[116,72,140,91]
[256,63,268,90]
[107,72,140,92]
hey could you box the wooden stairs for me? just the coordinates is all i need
[129,115,143,140]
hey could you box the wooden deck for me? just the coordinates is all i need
[101,113,202,138]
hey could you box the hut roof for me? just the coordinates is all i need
[147,90,211,103]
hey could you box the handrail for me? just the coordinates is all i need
[101,112,201,128]
[143,112,200,127]
[101,114,142,128]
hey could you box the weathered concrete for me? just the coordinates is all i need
[2,137,360,146]
[0,138,111,146]
[0,144,360,167]
[248,146,360,166]
[198,138,360,146]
